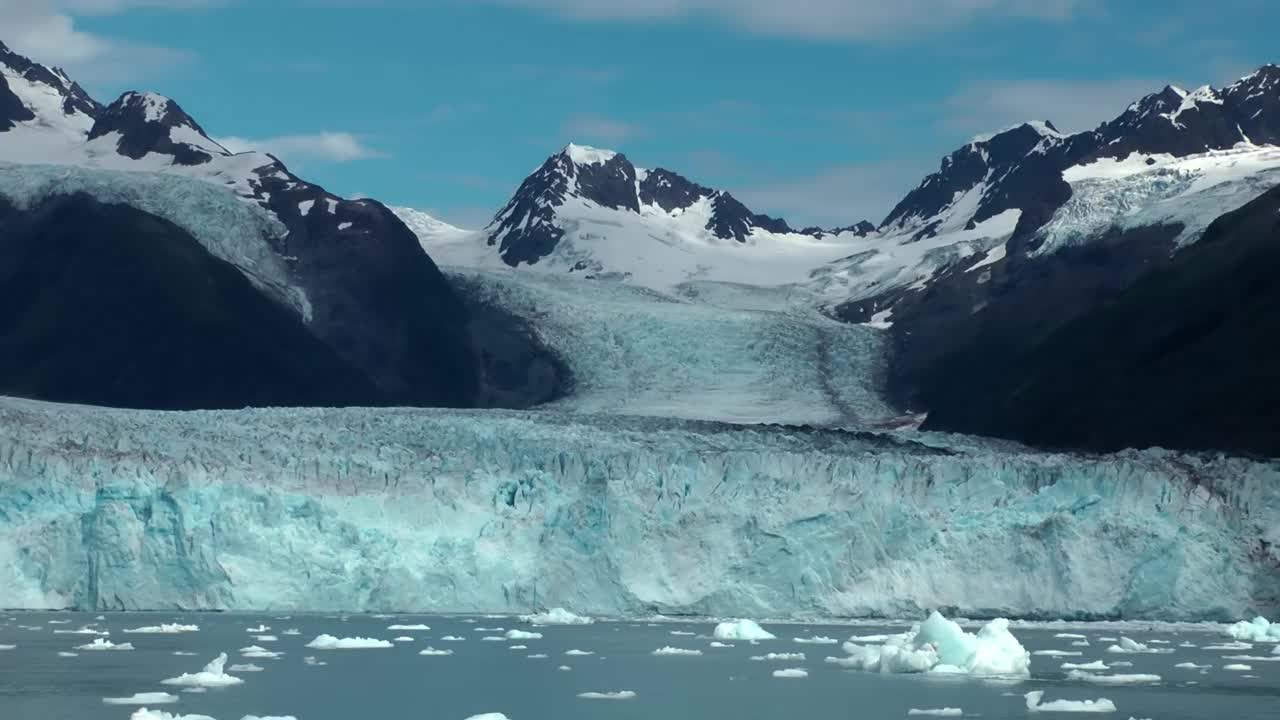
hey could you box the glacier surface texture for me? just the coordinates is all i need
[1,397,1278,618]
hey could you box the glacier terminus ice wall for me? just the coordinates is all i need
[1,396,1278,619]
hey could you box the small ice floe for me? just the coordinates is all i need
[772,668,808,678]
[241,716,299,720]
[245,625,270,633]
[58,651,79,657]
[128,710,216,720]
[54,626,110,636]
[710,642,734,648]
[125,624,199,634]
[558,665,572,671]
[304,635,392,650]
[1024,691,1116,713]
[282,629,301,636]
[1099,637,1118,642]
[520,608,593,626]
[527,653,548,659]
[1071,641,1091,647]
[1147,640,1170,645]
[1223,664,1252,672]
[173,651,198,656]
[393,636,414,642]
[794,636,838,645]
[1066,670,1161,684]
[1055,634,1088,640]
[1202,641,1252,651]
[239,645,284,659]
[0,645,15,650]
[714,620,776,641]
[474,628,504,633]
[1178,641,1196,648]
[1105,638,1171,655]
[47,620,71,625]
[1109,661,1133,668]
[670,631,696,636]
[254,635,278,642]
[509,645,528,650]
[1226,617,1280,642]
[754,652,806,662]
[830,613,1030,677]
[1174,662,1211,669]
[465,714,510,720]
[505,629,542,640]
[1062,661,1109,671]
[481,636,504,642]
[102,692,181,705]
[161,653,244,688]
[907,709,962,717]
[577,691,636,700]
[303,656,326,666]
[1035,650,1083,657]
[652,646,702,656]
[387,624,431,631]
[441,636,466,641]
[565,649,594,656]
[228,663,265,672]
[182,688,207,694]
[1222,654,1280,662]
[418,647,453,656]
[76,639,134,651]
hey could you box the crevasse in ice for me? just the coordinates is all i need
[1,396,1278,617]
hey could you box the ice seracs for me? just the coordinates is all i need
[832,613,1030,677]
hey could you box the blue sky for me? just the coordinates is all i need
[4,0,1276,227]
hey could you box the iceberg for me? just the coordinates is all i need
[833,613,1031,677]
[1226,617,1280,642]
[772,668,808,678]
[304,635,392,650]
[714,620,776,641]
[1024,691,1117,713]
[505,629,542,640]
[1,396,1279,618]
[161,653,244,688]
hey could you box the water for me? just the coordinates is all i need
[2,612,1278,720]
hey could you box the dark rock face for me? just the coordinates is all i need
[0,194,385,410]
[1222,65,1280,146]
[0,73,35,131]
[917,185,1280,457]
[87,92,217,165]
[639,167,710,212]
[0,40,101,120]
[707,191,794,240]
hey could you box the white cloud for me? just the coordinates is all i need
[734,159,934,228]
[483,0,1081,39]
[561,115,647,144]
[215,132,384,163]
[942,77,1164,135]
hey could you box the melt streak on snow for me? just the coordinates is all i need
[1,396,1277,617]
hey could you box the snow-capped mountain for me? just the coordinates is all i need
[0,39,557,410]
[402,143,877,290]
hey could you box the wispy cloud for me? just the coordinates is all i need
[483,0,1081,40]
[561,114,647,144]
[941,77,1164,135]
[215,132,384,163]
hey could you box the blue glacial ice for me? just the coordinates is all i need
[1,395,1278,618]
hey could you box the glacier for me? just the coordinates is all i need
[1,395,1278,618]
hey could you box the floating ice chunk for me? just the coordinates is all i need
[282,629,301,636]
[565,649,594,656]
[465,715,510,720]
[847,634,895,643]
[1109,662,1133,668]
[55,626,110,635]
[47,620,71,624]
[76,638,134,651]
[1024,691,1116,713]
[303,656,326,666]
[1035,650,1083,657]
[508,645,527,650]
[1175,662,1211,669]
[1105,638,1171,655]
[652,646,702,656]
[670,631,696,636]
[393,636,414,642]
[558,665,572,671]
[254,635,277,642]
[474,627,504,632]
[794,636,838,645]
[246,625,270,633]
[714,620,776,641]
[239,645,283,659]
[754,652,806,662]
[710,642,734,648]
[1062,661,1109,671]
[481,636,504,642]
[908,709,963,717]
[441,636,466,641]
[772,668,808,678]
[173,651,198,656]
[182,688,207,694]
[1072,641,1091,647]
[1222,654,1280,662]
[387,624,431,631]
[0,644,12,650]
[506,629,543,640]
[1226,617,1280,642]
[1202,642,1252,651]
[305,634,392,650]
[1066,670,1161,684]
[103,692,181,705]
[527,653,548,659]
[1223,664,1252,671]
[58,651,78,657]
[520,608,594,626]
[228,663,265,672]
[129,710,216,720]
[577,691,637,700]
[418,647,454,656]
[1055,634,1088,639]
[161,653,245,688]
[242,716,298,720]
[834,613,1030,677]
[125,624,199,634]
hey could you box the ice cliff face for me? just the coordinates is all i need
[1,396,1277,619]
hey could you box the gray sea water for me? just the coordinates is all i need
[2,612,1278,720]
